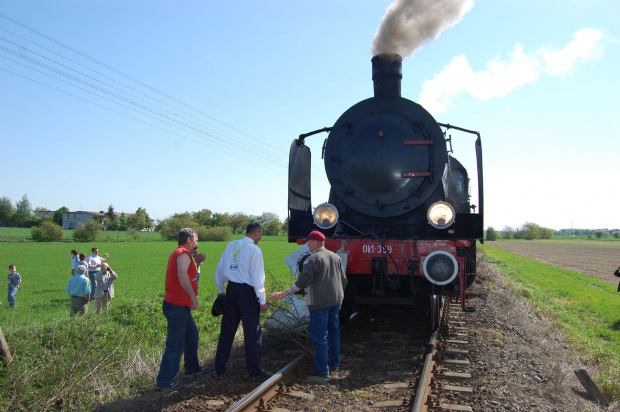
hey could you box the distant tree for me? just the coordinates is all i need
[73,220,100,242]
[193,209,213,227]
[486,227,498,241]
[13,194,33,227]
[594,229,605,239]
[281,216,289,235]
[117,214,128,231]
[258,212,279,224]
[159,215,198,240]
[263,219,281,236]
[53,206,69,226]
[613,231,620,239]
[0,196,14,225]
[211,212,230,228]
[501,225,514,239]
[31,220,64,242]
[105,204,116,223]
[229,212,248,234]
[127,207,149,230]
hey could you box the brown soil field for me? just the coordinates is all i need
[489,240,620,286]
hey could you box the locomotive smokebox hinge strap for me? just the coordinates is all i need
[403,140,434,145]
[402,172,432,178]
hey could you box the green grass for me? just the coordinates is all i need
[0,226,166,242]
[480,243,620,399]
[0,238,300,410]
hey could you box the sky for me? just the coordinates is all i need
[1,0,618,231]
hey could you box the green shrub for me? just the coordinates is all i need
[126,228,140,240]
[31,220,64,242]
[198,226,231,242]
[486,226,498,241]
[73,220,100,242]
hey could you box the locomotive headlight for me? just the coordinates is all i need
[427,202,455,229]
[423,251,458,285]
[313,203,339,229]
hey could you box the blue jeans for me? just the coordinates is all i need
[156,301,200,387]
[8,286,18,307]
[309,305,341,375]
[88,272,97,297]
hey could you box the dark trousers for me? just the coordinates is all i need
[214,282,262,378]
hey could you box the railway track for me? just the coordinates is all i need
[223,299,475,412]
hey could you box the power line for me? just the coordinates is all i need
[0,12,330,186]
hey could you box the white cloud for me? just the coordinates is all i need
[419,28,605,113]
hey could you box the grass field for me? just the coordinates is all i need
[0,226,166,242]
[480,243,620,399]
[0,237,300,410]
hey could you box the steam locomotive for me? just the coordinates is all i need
[287,53,483,329]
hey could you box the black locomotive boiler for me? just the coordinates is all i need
[287,53,484,329]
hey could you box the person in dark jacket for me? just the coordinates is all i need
[270,230,348,377]
[614,267,620,292]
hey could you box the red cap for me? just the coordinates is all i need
[306,230,326,242]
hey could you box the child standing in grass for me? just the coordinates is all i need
[7,264,21,308]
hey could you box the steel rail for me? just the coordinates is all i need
[225,353,309,412]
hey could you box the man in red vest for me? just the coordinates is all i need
[155,228,209,391]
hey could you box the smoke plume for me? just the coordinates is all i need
[371,0,474,58]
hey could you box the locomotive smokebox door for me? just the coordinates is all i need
[324,54,447,218]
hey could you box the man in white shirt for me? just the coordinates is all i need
[213,223,269,381]
[87,247,108,296]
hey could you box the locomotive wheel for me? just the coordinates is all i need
[430,294,442,331]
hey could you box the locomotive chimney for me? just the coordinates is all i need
[372,53,402,98]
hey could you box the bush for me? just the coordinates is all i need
[197,226,231,242]
[31,221,64,242]
[158,216,198,241]
[73,220,100,242]
[126,228,140,240]
[263,219,281,236]
[486,226,498,241]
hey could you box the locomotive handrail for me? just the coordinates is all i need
[297,127,332,145]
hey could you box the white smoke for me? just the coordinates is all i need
[419,28,605,113]
[371,0,474,58]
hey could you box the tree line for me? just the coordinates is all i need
[486,222,620,241]
[0,194,287,242]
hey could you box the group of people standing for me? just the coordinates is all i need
[154,224,348,392]
[66,247,118,316]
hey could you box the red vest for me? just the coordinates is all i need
[164,247,198,307]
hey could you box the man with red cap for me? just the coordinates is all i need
[270,230,348,378]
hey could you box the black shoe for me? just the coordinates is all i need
[249,369,268,381]
[185,366,211,377]
[308,371,328,378]
[212,370,225,380]
[154,380,184,392]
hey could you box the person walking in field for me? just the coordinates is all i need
[614,266,620,292]
[65,265,91,316]
[270,230,348,378]
[155,228,209,391]
[93,263,118,313]
[7,264,21,308]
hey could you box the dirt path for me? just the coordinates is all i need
[489,240,620,285]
